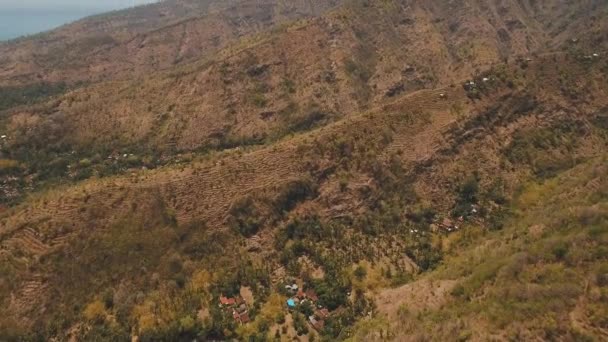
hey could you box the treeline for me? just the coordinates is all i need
[0,82,70,111]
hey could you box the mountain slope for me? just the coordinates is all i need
[2,0,606,207]
[355,157,608,341]
[2,50,607,340]
[0,0,340,87]
[0,0,607,341]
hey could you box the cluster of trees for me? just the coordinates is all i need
[505,119,584,179]
[1,129,171,205]
[0,82,69,111]
[229,177,318,237]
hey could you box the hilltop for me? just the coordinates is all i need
[0,0,607,341]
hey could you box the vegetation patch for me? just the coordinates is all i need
[0,82,71,112]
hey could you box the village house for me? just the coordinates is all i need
[439,217,460,232]
[440,218,454,231]
[238,312,250,324]
[219,295,236,306]
[309,315,325,331]
[308,308,331,331]
[305,289,319,302]
[316,308,330,319]
[220,295,250,324]
[286,287,320,309]
[234,303,250,324]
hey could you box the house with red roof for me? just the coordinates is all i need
[238,312,250,324]
[316,308,330,319]
[309,315,325,331]
[296,289,306,299]
[305,289,319,302]
[220,295,236,306]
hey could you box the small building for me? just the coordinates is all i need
[439,218,461,232]
[239,312,250,324]
[220,296,236,306]
[309,316,325,331]
[232,309,250,324]
[471,204,479,215]
[297,289,306,299]
[463,80,477,91]
[316,308,330,319]
[285,284,298,292]
[287,298,296,308]
[305,289,319,302]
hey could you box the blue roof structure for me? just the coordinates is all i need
[287,298,296,307]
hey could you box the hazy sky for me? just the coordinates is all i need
[0,0,158,10]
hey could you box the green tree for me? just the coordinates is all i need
[354,265,367,281]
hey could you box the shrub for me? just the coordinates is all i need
[249,93,267,107]
[504,121,583,179]
[286,105,329,133]
[229,196,264,237]
[293,312,309,336]
[78,158,92,168]
[0,82,69,111]
[344,59,372,83]
[274,178,318,214]
[452,175,479,217]
[354,265,367,281]
[299,300,314,317]
[552,242,569,260]
[406,205,436,224]
[0,159,21,175]
[83,300,107,323]
[451,284,465,298]
[283,216,324,241]
[101,289,114,309]
[281,78,296,94]
[311,278,349,310]
[178,315,196,333]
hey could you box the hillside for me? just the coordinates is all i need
[0,0,340,88]
[0,0,605,90]
[2,0,607,205]
[0,0,607,341]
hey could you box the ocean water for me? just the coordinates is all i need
[0,9,98,41]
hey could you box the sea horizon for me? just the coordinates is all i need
[0,2,157,41]
[0,8,107,41]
